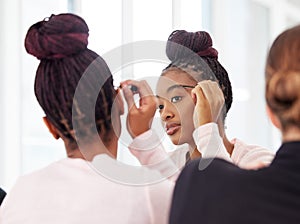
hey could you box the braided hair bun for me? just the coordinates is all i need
[24,13,115,148]
[25,13,89,59]
[164,30,232,115]
[166,30,218,62]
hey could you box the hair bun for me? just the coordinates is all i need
[267,72,300,123]
[166,30,218,61]
[25,13,89,60]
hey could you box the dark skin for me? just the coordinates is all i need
[42,90,124,161]
[156,70,234,159]
[122,70,234,161]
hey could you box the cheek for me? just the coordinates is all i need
[178,106,195,144]
[177,104,195,127]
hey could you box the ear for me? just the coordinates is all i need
[115,89,124,115]
[266,105,281,130]
[43,117,60,139]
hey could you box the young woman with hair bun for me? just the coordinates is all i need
[124,30,274,176]
[169,24,300,224]
[0,13,173,224]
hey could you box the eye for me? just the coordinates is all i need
[170,96,182,103]
[158,104,164,110]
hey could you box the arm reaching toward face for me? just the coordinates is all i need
[121,79,184,181]
[120,80,157,138]
[191,80,225,128]
[191,81,232,163]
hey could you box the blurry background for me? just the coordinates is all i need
[0,0,300,190]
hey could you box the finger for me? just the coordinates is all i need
[120,80,138,94]
[213,82,225,102]
[122,80,154,98]
[199,80,224,99]
[120,80,133,87]
[128,80,156,109]
[191,85,207,104]
[198,80,225,122]
[138,80,157,109]
[140,80,154,97]
[122,85,138,112]
[197,81,211,101]
[208,81,225,107]
[192,85,212,126]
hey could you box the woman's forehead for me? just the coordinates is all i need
[162,68,198,82]
[156,70,197,94]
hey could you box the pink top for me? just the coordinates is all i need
[129,123,275,179]
[0,156,173,224]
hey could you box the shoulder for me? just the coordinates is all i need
[173,156,264,198]
[9,158,91,192]
[170,158,250,223]
[231,138,275,167]
[183,157,240,174]
[176,158,243,192]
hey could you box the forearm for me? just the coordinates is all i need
[129,130,182,181]
[193,123,232,162]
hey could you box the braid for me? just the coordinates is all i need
[204,57,233,113]
[26,13,116,149]
[164,30,233,117]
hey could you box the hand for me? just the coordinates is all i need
[191,80,225,128]
[120,80,157,138]
[242,161,268,170]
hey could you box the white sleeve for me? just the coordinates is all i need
[193,123,232,163]
[129,130,182,181]
[237,146,275,169]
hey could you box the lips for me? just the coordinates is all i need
[165,123,181,135]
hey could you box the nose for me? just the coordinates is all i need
[160,102,175,122]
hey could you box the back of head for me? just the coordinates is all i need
[164,30,233,114]
[266,25,300,130]
[25,13,115,148]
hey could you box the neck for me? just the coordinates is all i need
[190,147,202,160]
[217,121,234,156]
[282,127,300,143]
[188,141,201,160]
[64,134,119,161]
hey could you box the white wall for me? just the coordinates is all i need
[0,0,22,190]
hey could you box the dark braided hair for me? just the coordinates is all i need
[25,13,116,149]
[163,30,233,116]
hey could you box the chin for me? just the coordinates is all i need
[171,140,180,145]
[169,136,187,146]
[167,130,191,145]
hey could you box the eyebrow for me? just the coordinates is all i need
[166,84,195,93]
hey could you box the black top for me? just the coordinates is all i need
[0,188,6,205]
[169,141,300,224]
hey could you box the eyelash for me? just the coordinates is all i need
[171,96,182,103]
[157,96,183,110]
